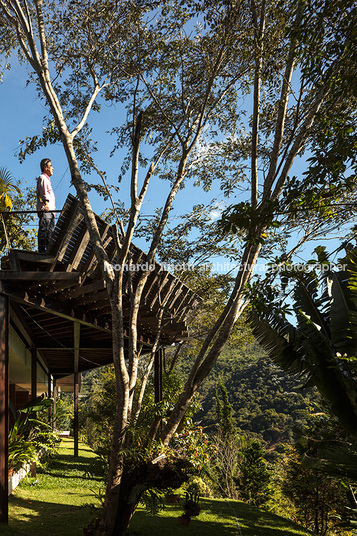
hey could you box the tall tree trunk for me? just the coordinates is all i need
[84,456,139,536]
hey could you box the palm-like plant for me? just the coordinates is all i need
[0,167,35,252]
[0,167,20,211]
[249,247,357,435]
[8,395,55,472]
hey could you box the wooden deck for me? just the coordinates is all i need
[0,194,200,377]
[0,194,201,522]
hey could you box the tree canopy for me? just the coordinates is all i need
[1,0,356,534]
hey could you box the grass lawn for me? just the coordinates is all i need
[2,438,311,536]
[129,499,311,536]
[2,438,102,536]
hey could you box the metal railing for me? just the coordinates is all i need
[0,210,62,252]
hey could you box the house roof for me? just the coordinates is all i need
[0,194,200,379]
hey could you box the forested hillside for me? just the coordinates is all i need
[80,339,318,450]
[188,341,319,448]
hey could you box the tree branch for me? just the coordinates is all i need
[271,83,329,201]
[71,82,107,137]
[251,0,266,207]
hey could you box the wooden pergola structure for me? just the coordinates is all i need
[0,194,200,523]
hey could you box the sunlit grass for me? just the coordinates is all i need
[129,498,311,536]
[2,438,311,536]
[3,438,102,536]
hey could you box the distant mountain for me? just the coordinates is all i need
[193,341,319,449]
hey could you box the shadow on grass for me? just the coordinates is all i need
[4,495,309,536]
[37,455,104,481]
[205,500,309,535]
[129,499,309,536]
[4,494,98,536]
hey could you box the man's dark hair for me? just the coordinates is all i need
[40,158,51,173]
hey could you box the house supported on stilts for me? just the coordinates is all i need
[0,194,200,523]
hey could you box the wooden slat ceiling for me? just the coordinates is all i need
[0,194,200,378]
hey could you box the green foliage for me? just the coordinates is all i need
[219,200,280,243]
[54,395,74,432]
[4,439,104,536]
[80,365,212,474]
[0,166,19,210]
[183,491,201,517]
[249,246,357,436]
[182,475,213,498]
[196,345,316,449]
[3,1,357,534]
[79,365,116,455]
[171,418,215,472]
[9,395,58,471]
[237,440,272,507]
[8,434,38,473]
[215,383,235,438]
[5,439,313,536]
[208,384,245,499]
[282,445,347,536]
[0,169,35,253]
[129,484,166,517]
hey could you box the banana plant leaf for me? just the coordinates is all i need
[249,247,357,435]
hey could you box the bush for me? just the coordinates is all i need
[183,475,213,498]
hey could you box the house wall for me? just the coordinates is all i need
[9,326,48,401]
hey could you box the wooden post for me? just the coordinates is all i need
[73,323,80,457]
[53,380,57,431]
[31,348,37,401]
[154,348,163,404]
[73,373,79,457]
[48,373,52,422]
[0,294,9,523]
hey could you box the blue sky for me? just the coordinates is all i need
[0,57,352,271]
[1,60,76,210]
[0,58,228,244]
[1,56,246,270]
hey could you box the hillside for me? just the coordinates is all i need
[192,341,319,448]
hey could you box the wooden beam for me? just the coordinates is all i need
[10,303,35,348]
[164,281,185,311]
[38,279,82,296]
[143,270,159,303]
[61,280,106,300]
[75,290,109,306]
[48,373,52,398]
[85,298,112,311]
[9,304,50,379]
[0,272,81,282]
[9,250,55,265]
[176,292,199,322]
[0,293,9,523]
[148,273,170,310]
[2,282,112,334]
[80,221,110,282]
[66,225,89,272]
[48,197,79,262]
[48,373,52,421]
[8,251,20,272]
[124,249,144,293]
[35,344,112,350]
[171,286,190,315]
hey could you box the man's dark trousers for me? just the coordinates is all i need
[38,212,55,253]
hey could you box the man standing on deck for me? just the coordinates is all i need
[37,158,56,253]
